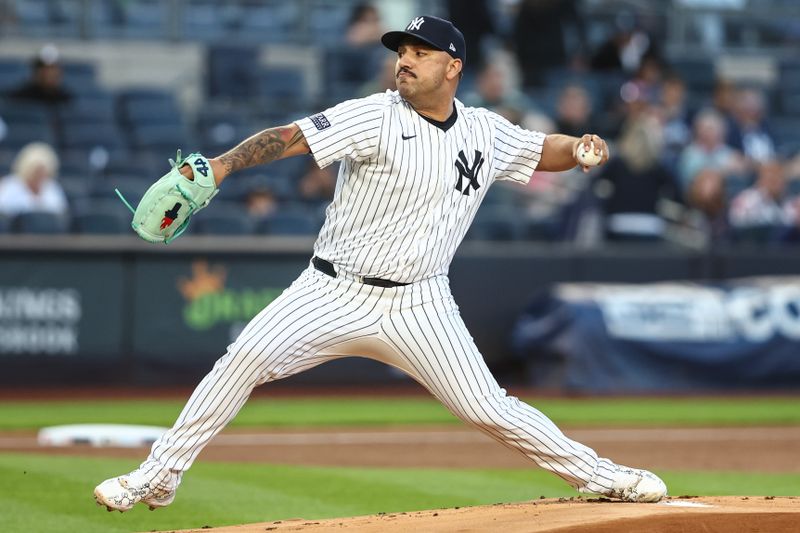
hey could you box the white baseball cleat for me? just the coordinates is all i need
[604,465,668,502]
[93,460,182,512]
[580,461,667,503]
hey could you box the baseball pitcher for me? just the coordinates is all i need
[95,15,667,513]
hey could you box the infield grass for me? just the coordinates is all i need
[0,453,798,533]
[0,396,799,430]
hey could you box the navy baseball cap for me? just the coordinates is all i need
[381,15,466,64]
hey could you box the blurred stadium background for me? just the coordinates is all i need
[1,0,800,393]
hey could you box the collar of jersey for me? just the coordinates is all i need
[416,103,458,132]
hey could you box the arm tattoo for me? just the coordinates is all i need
[217,126,309,175]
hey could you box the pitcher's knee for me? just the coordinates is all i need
[452,392,522,430]
[214,343,282,385]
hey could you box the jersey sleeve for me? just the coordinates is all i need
[490,113,546,185]
[295,94,385,169]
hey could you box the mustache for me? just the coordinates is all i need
[396,67,416,78]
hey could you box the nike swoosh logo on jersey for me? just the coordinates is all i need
[401,133,416,140]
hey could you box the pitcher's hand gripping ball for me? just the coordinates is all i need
[577,141,603,167]
[116,150,218,243]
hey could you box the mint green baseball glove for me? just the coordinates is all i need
[116,150,218,243]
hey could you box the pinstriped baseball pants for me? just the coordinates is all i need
[148,265,617,493]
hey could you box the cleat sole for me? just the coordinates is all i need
[94,487,132,513]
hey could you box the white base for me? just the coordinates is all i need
[659,500,714,508]
[37,424,168,448]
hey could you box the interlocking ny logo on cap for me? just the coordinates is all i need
[407,17,425,31]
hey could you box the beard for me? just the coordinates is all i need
[396,70,445,102]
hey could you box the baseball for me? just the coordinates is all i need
[577,141,603,167]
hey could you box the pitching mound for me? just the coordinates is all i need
[175,496,799,533]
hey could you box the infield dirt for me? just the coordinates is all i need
[3,425,798,472]
[173,496,800,533]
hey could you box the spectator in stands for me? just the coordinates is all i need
[461,60,530,126]
[609,74,657,141]
[7,44,72,106]
[512,0,586,88]
[244,187,278,220]
[688,167,729,241]
[595,112,678,242]
[0,142,67,217]
[658,73,693,166]
[298,159,336,206]
[727,87,776,165]
[447,0,496,74]
[787,150,800,181]
[619,55,671,105]
[590,10,659,75]
[709,78,737,128]
[729,160,793,231]
[553,83,597,139]
[345,3,385,47]
[677,108,747,195]
[521,109,556,136]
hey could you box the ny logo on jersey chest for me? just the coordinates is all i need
[454,149,484,196]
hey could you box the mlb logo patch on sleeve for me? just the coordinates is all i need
[310,113,331,131]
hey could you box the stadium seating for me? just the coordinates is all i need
[206,45,260,100]
[3,122,56,150]
[670,58,716,91]
[118,89,183,126]
[265,155,309,182]
[89,0,169,40]
[60,122,126,152]
[778,60,800,89]
[779,90,800,117]
[308,2,352,45]
[0,101,51,126]
[59,176,92,204]
[61,61,100,93]
[194,104,254,154]
[182,1,226,42]
[58,99,116,126]
[321,45,384,105]
[771,116,800,157]
[258,67,307,112]
[92,177,152,204]
[257,206,320,236]
[70,89,116,110]
[11,0,53,37]
[2,0,799,244]
[11,211,70,234]
[0,59,29,93]
[191,208,255,235]
[236,3,300,44]
[522,215,562,242]
[72,201,131,234]
[465,207,523,241]
[128,123,193,153]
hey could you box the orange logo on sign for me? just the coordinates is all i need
[178,260,227,301]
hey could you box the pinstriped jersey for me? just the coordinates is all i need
[295,90,545,283]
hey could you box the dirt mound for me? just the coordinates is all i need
[174,497,800,533]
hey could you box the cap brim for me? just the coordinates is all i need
[381,31,444,53]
